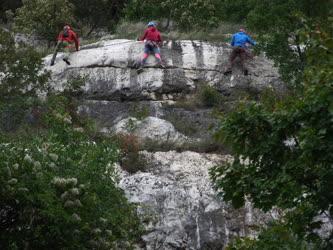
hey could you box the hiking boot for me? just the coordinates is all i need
[223,70,232,76]
[244,69,249,76]
[63,58,71,65]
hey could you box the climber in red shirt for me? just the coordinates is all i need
[50,25,80,66]
[138,21,164,70]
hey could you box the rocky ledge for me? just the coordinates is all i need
[44,39,282,101]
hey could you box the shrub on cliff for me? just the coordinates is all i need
[0,29,49,100]
[0,96,142,249]
[0,29,49,131]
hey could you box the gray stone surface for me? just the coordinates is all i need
[77,100,216,139]
[119,151,279,249]
[44,39,284,249]
[113,116,188,143]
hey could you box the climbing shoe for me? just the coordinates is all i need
[63,58,71,65]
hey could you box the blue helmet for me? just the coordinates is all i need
[147,21,156,27]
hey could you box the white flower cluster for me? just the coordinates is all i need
[73,127,84,133]
[52,177,78,189]
[72,213,81,222]
[52,177,83,223]
[54,113,72,125]
[22,154,45,173]
[24,154,33,163]
[8,178,18,185]
[49,153,59,162]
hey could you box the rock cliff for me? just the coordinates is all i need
[44,39,282,249]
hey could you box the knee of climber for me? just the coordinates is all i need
[63,47,70,60]
[142,53,149,60]
[155,53,161,60]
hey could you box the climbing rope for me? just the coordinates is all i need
[80,40,141,51]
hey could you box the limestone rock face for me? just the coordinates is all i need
[113,116,188,143]
[119,151,278,250]
[44,39,282,101]
[44,39,283,249]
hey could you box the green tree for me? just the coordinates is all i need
[0,28,142,248]
[0,0,22,22]
[226,222,313,250]
[0,29,49,131]
[0,29,49,100]
[69,0,128,36]
[246,0,332,84]
[0,99,142,249]
[14,0,74,44]
[220,0,252,23]
[125,0,224,30]
[211,20,333,248]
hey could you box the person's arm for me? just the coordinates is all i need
[157,33,162,47]
[72,31,80,51]
[247,35,256,46]
[231,35,235,46]
[140,29,148,41]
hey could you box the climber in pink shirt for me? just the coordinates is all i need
[138,21,164,70]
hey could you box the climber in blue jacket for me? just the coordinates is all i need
[224,28,256,76]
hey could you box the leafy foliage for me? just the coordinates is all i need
[125,0,224,30]
[0,30,142,248]
[211,20,333,248]
[0,29,49,131]
[245,0,332,84]
[220,0,252,23]
[0,0,22,22]
[0,95,142,249]
[117,133,147,174]
[13,0,130,40]
[69,0,128,35]
[0,29,49,100]
[226,222,313,250]
[198,85,223,108]
[14,0,74,43]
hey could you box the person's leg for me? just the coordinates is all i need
[153,47,164,67]
[245,49,254,60]
[50,41,60,66]
[154,53,161,61]
[224,47,238,75]
[141,44,152,67]
[239,49,248,75]
[141,53,149,64]
[62,41,71,65]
